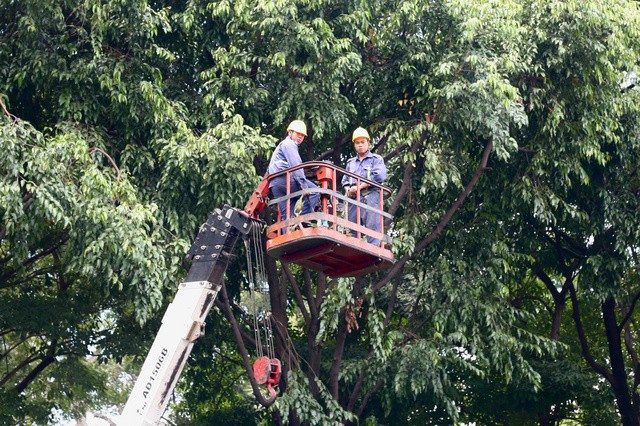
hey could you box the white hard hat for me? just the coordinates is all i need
[287,120,307,136]
[352,127,370,142]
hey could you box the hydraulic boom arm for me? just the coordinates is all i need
[119,205,255,425]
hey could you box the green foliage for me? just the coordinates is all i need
[316,277,355,343]
[0,119,182,322]
[1,0,640,424]
[172,336,263,426]
[276,369,358,425]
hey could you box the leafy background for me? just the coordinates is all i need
[1,0,639,424]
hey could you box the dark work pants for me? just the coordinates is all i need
[270,177,320,227]
[347,190,381,245]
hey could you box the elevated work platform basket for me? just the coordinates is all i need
[262,161,394,277]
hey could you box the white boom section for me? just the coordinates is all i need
[119,280,221,425]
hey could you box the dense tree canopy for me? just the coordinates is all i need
[1,0,640,425]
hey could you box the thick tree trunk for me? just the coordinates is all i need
[329,314,348,399]
[329,279,363,400]
[602,297,639,426]
[267,256,289,426]
[550,298,565,341]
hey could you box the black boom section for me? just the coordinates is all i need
[185,205,253,283]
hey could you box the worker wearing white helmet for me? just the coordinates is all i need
[268,120,319,227]
[341,127,387,245]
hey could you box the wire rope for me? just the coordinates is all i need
[245,222,275,361]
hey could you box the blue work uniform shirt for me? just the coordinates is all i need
[341,150,387,245]
[341,151,387,188]
[268,137,306,188]
[267,136,320,223]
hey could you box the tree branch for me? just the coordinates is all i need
[513,294,554,317]
[283,264,310,324]
[385,274,401,326]
[316,134,351,162]
[89,147,121,180]
[568,282,613,382]
[0,333,34,364]
[618,291,640,333]
[13,339,58,393]
[0,98,18,123]
[0,353,40,388]
[383,142,408,163]
[346,367,365,413]
[270,314,301,371]
[413,138,493,253]
[303,269,318,320]
[374,138,493,294]
[535,261,560,299]
[315,271,327,311]
[623,321,639,395]
[329,309,349,399]
[217,281,276,407]
[329,279,363,399]
[213,299,255,345]
[356,380,383,418]
[0,234,68,284]
[387,153,415,219]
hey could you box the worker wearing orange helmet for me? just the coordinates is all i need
[341,127,387,245]
[268,120,320,226]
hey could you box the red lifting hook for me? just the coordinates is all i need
[252,356,282,401]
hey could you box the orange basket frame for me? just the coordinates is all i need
[259,161,395,277]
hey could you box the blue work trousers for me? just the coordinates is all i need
[347,190,382,246]
[270,177,320,225]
